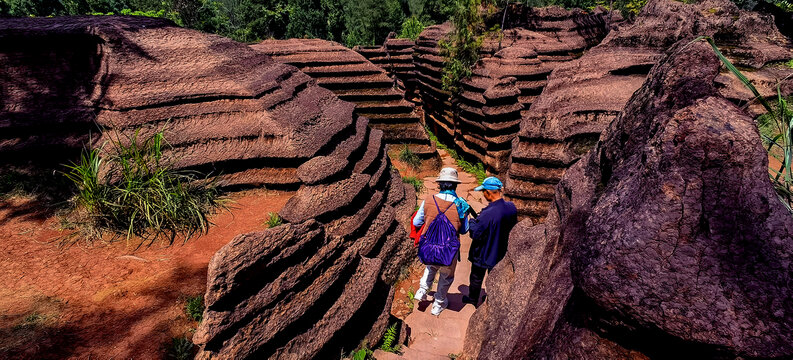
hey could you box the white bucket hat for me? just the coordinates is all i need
[435,167,461,183]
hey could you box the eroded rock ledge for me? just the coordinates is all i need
[414,6,615,174]
[464,39,793,360]
[505,0,793,222]
[251,39,437,160]
[0,17,416,359]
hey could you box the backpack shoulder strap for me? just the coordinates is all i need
[433,195,455,215]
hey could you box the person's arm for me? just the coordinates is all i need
[469,208,489,241]
[412,200,426,227]
[460,214,469,234]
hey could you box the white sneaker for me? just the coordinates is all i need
[431,300,447,316]
[413,288,427,301]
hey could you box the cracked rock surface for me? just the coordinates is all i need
[465,39,793,359]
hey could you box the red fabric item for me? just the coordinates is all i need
[409,211,423,247]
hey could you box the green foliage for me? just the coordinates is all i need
[379,323,402,353]
[62,127,227,246]
[342,0,405,46]
[399,144,422,170]
[348,341,374,360]
[440,0,487,95]
[773,0,793,11]
[399,15,425,40]
[0,0,454,46]
[786,59,793,69]
[265,211,283,228]
[593,0,647,15]
[695,36,793,210]
[402,176,425,193]
[167,335,194,360]
[425,126,488,182]
[185,295,204,322]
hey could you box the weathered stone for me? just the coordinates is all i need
[356,35,420,100]
[505,0,793,222]
[414,6,614,174]
[465,39,793,359]
[0,17,416,360]
[251,39,437,159]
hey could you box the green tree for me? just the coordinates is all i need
[342,0,405,46]
[287,0,325,38]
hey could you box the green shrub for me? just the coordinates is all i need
[185,295,204,322]
[439,0,503,94]
[167,335,194,360]
[265,212,283,228]
[63,128,227,246]
[424,126,487,182]
[379,322,402,353]
[399,15,425,40]
[402,176,425,193]
[439,0,486,95]
[348,341,374,360]
[399,145,422,170]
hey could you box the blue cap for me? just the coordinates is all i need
[474,176,503,191]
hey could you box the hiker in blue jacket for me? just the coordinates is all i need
[463,176,517,306]
[412,167,471,316]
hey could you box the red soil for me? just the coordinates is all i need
[0,189,293,359]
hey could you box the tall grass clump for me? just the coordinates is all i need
[167,335,194,360]
[265,212,283,228]
[399,144,422,170]
[63,128,227,245]
[694,36,793,210]
[402,176,425,193]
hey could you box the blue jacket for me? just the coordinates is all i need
[468,199,518,269]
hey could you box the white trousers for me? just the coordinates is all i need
[419,257,458,306]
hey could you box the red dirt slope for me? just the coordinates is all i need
[0,190,292,359]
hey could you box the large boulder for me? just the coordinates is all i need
[414,6,615,174]
[465,39,793,359]
[0,17,416,359]
[505,0,793,222]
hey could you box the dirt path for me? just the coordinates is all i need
[377,150,487,359]
[0,189,292,359]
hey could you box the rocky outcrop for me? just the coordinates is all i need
[465,39,793,360]
[251,39,436,159]
[414,7,614,173]
[0,17,416,359]
[356,36,419,101]
[505,0,793,222]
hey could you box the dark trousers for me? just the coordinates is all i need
[468,264,488,300]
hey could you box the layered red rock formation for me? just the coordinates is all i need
[251,39,435,159]
[414,7,614,173]
[356,36,418,100]
[0,17,415,359]
[506,0,793,222]
[465,39,793,360]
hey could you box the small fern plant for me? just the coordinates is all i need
[379,323,402,353]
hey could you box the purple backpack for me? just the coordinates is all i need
[418,196,460,266]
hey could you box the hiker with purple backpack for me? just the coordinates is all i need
[412,167,472,316]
